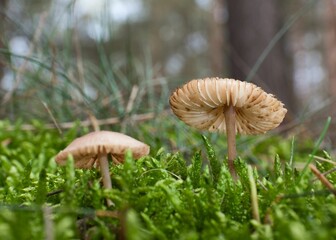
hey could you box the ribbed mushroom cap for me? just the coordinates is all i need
[169,77,287,134]
[55,131,150,168]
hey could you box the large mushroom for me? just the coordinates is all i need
[55,131,150,206]
[169,77,287,177]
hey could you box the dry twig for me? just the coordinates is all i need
[309,164,336,196]
[5,111,166,131]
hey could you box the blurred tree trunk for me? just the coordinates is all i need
[226,0,296,116]
[325,0,336,110]
[324,0,336,143]
[210,0,225,76]
[0,0,8,85]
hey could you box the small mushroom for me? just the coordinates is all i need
[55,131,150,206]
[169,77,287,177]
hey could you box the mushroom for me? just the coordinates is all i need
[55,131,150,206]
[169,77,287,177]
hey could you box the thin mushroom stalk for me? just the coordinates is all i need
[223,104,237,178]
[98,155,114,207]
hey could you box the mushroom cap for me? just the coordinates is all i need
[169,77,287,135]
[55,131,150,168]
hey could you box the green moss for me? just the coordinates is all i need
[0,120,335,239]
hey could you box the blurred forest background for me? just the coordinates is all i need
[0,0,335,141]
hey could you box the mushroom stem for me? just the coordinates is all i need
[99,155,114,207]
[223,104,237,178]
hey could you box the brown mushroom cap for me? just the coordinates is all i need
[55,131,150,168]
[169,77,287,134]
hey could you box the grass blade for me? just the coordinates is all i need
[299,116,331,179]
